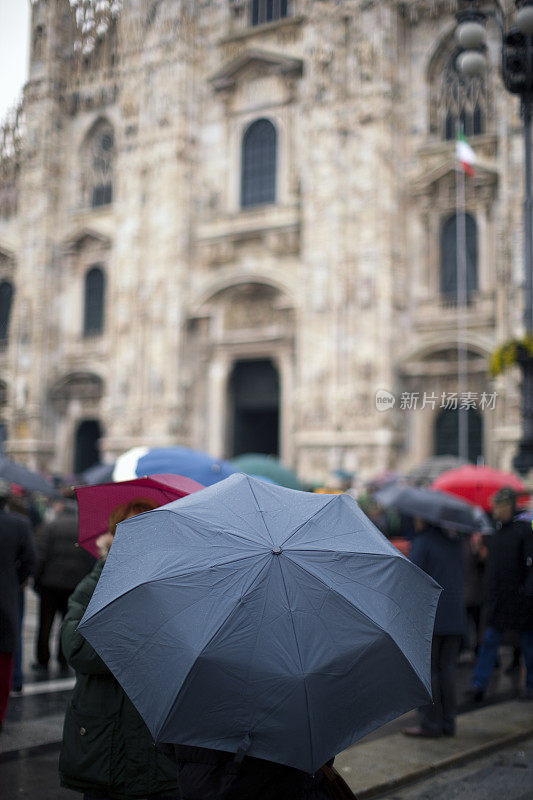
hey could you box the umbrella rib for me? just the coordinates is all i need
[85,552,265,619]
[277,557,315,770]
[154,555,272,740]
[284,554,431,688]
[246,476,275,545]
[280,495,340,549]
[160,507,266,547]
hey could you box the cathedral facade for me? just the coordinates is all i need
[0,0,526,482]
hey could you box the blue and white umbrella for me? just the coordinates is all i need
[112,446,236,487]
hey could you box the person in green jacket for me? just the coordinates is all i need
[59,499,180,800]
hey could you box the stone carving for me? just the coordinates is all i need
[223,284,282,330]
[0,104,23,220]
[50,373,104,404]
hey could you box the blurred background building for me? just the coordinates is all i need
[0,0,526,482]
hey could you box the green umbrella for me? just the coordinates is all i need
[230,453,303,490]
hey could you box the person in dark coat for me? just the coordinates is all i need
[157,743,337,800]
[462,531,487,654]
[59,498,180,800]
[0,480,37,730]
[468,488,533,701]
[6,487,42,692]
[33,496,94,672]
[403,518,465,737]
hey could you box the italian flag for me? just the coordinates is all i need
[456,131,476,177]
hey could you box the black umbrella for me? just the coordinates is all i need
[407,456,469,486]
[0,455,58,497]
[374,484,493,535]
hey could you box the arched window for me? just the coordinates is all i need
[241,119,277,208]
[440,213,478,302]
[0,280,14,347]
[82,120,115,208]
[439,55,487,140]
[251,0,288,26]
[83,266,105,336]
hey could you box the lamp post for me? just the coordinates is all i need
[454,0,533,475]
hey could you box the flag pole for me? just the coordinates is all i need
[456,129,469,461]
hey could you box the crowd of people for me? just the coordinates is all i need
[0,474,531,799]
[363,486,533,739]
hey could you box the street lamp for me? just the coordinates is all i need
[454,0,533,475]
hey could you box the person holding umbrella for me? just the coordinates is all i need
[467,488,533,702]
[76,474,442,800]
[59,497,180,800]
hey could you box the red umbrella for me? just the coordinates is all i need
[432,465,529,512]
[75,474,204,557]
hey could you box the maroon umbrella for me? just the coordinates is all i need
[75,474,204,558]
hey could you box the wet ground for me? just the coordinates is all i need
[379,736,533,800]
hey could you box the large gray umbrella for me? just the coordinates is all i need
[78,474,441,773]
[375,484,493,534]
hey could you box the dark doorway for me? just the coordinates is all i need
[434,408,483,463]
[74,419,102,475]
[229,359,280,458]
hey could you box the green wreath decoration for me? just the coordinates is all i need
[490,335,533,376]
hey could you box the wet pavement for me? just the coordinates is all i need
[378,736,533,800]
[0,588,529,799]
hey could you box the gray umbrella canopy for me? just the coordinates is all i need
[0,455,58,497]
[375,484,493,534]
[79,474,441,773]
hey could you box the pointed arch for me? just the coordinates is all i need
[81,117,115,208]
[428,33,489,139]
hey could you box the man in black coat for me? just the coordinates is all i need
[33,496,94,672]
[0,480,37,730]
[403,519,465,737]
[468,488,533,700]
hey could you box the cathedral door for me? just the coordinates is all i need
[228,359,279,457]
[74,419,102,475]
[434,408,483,463]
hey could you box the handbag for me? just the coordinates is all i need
[320,763,359,800]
